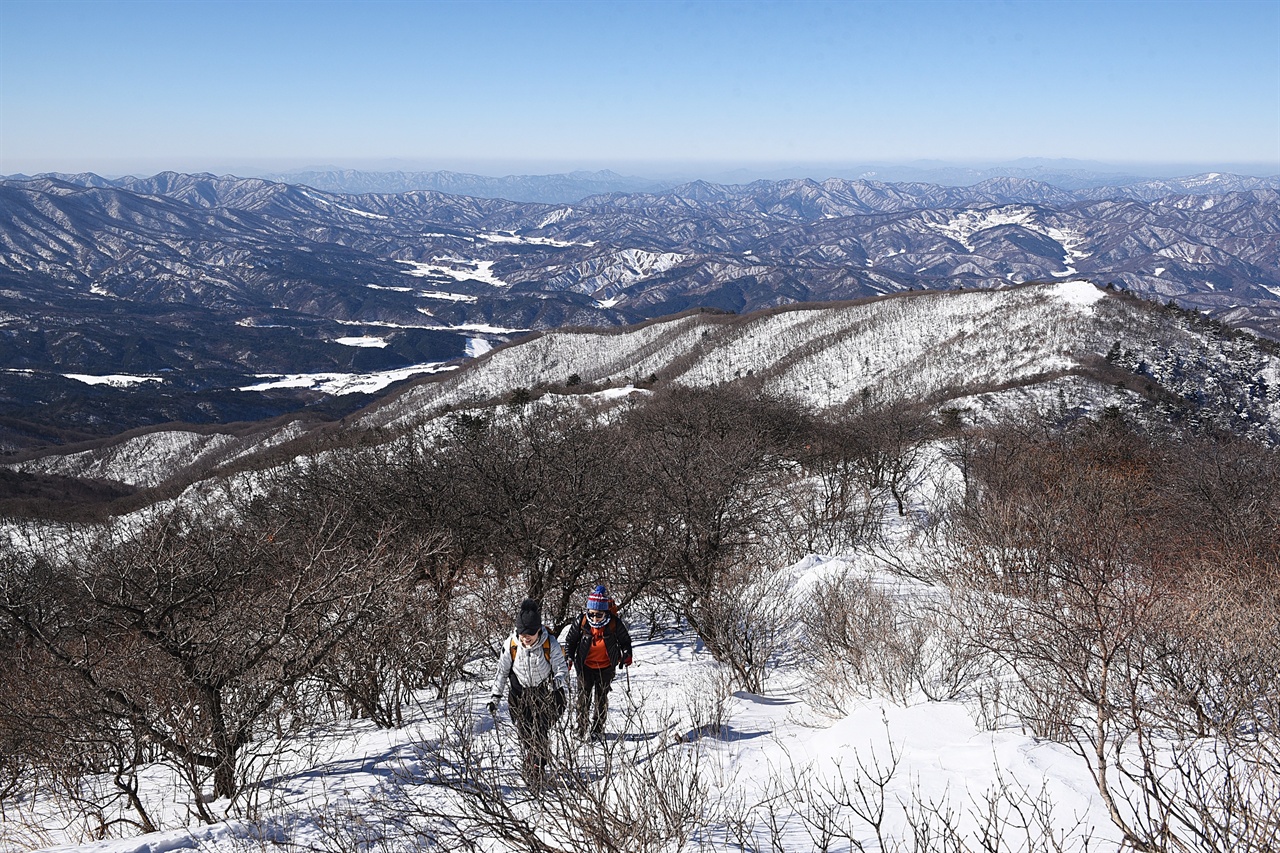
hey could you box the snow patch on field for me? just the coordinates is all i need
[333,336,387,348]
[241,363,455,395]
[62,373,162,387]
[476,231,586,248]
[401,258,508,288]
[447,322,528,334]
[417,290,479,303]
[925,207,1038,250]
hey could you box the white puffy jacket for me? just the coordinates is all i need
[489,627,568,701]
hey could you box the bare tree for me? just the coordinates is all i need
[437,407,638,626]
[947,418,1280,852]
[0,481,419,820]
[619,386,798,638]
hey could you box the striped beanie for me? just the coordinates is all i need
[587,584,610,612]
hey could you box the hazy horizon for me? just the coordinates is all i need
[6,156,1278,185]
[3,0,1277,179]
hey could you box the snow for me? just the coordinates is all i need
[925,207,1038,251]
[1049,279,1104,308]
[333,336,387,348]
[597,384,641,399]
[400,258,508,288]
[364,283,1124,430]
[925,207,1090,267]
[299,190,387,220]
[16,284,1280,849]
[417,290,479,303]
[476,231,581,248]
[333,318,440,330]
[7,279,1280,849]
[537,207,575,228]
[62,373,162,387]
[10,551,1122,852]
[13,430,238,489]
[548,248,688,296]
[239,362,455,395]
[442,321,528,334]
[596,295,624,308]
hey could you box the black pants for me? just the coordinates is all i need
[509,681,564,786]
[575,664,616,738]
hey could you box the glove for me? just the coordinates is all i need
[486,700,498,716]
[623,653,633,667]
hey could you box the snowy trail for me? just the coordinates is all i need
[17,566,1123,853]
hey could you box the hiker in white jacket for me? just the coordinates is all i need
[487,598,568,788]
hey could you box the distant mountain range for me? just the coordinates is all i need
[769,163,1280,194]
[1,169,1277,448]
[258,169,670,203]
[11,167,1278,204]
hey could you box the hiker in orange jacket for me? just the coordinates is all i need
[562,585,633,741]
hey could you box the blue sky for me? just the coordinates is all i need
[1,0,1277,177]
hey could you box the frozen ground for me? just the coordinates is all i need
[5,552,1121,853]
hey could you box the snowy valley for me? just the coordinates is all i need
[1,170,1278,449]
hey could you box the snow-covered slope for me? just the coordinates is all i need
[9,281,1279,497]
[9,422,306,490]
[361,279,1280,435]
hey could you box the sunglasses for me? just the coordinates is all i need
[586,610,609,624]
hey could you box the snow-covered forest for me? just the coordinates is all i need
[1,372,1278,852]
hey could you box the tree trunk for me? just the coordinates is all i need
[206,686,237,800]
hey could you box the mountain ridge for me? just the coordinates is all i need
[8,281,1279,507]
[2,170,1277,450]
